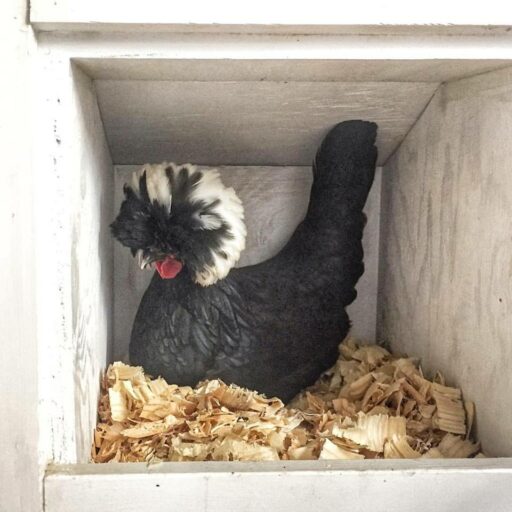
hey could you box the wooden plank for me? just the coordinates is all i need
[68,66,114,461]
[44,459,512,512]
[35,61,114,464]
[113,165,381,361]
[0,0,42,510]
[38,31,512,65]
[95,80,437,166]
[30,0,512,28]
[378,66,512,456]
[78,58,512,83]
[31,24,512,36]
[347,167,381,342]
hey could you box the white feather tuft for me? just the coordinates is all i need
[129,162,246,286]
[131,164,172,211]
[187,165,246,286]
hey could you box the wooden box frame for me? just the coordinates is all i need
[29,20,512,512]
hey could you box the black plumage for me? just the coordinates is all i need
[112,121,377,402]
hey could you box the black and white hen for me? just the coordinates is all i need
[111,120,377,402]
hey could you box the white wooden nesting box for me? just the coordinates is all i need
[24,4,512,511]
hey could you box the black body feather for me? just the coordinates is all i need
[129,121,377,402]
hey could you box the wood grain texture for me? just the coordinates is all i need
[44,459,512,512]
[69,66,114,462]
[378,66,512,456]
[95,80,437,166]
[35,62,113,465]
[113,165,381,362]
[78,58,512,83]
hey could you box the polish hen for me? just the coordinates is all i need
[111,120,377,402]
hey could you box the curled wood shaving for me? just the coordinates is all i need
[432,383,466,435]
[436,433,480,458]
[92,338,481,463]
[331,413,406,452]
[464,401,475,440]
[384,435,422,459]
[319,439,364,460]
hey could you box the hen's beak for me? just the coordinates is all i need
[136,249,152,270]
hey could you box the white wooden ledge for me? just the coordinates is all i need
[45,459,512,512]
[29,0,512,32]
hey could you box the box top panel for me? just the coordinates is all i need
[80,59,512,84]
[96,79,437,166]
[74,56,511,167]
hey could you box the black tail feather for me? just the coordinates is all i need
[311,120,378,211]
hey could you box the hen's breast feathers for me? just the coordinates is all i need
[130,272,256,383]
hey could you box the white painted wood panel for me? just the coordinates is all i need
[35,61,113,465]
[44,459,512,512]
[347,167,381,344]
[113,166,381,362]
[95,80,437,166]
[68,66,114,461]
[37,31,512,65]
[378,66,512,456]
[78,59,512,83]
[0,0,41,510]
[29,0,512,29]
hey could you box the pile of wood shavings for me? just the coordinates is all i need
[92,338,483,463]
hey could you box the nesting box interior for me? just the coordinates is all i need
[40,55,512,470]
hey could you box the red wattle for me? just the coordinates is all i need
[155,256,183,279]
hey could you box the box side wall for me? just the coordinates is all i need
[36,61,113,464]
[69,66,114,461]
[378,66,512,456]
[113,165,381,362]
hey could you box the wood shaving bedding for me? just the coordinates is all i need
[91,338,483,463]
